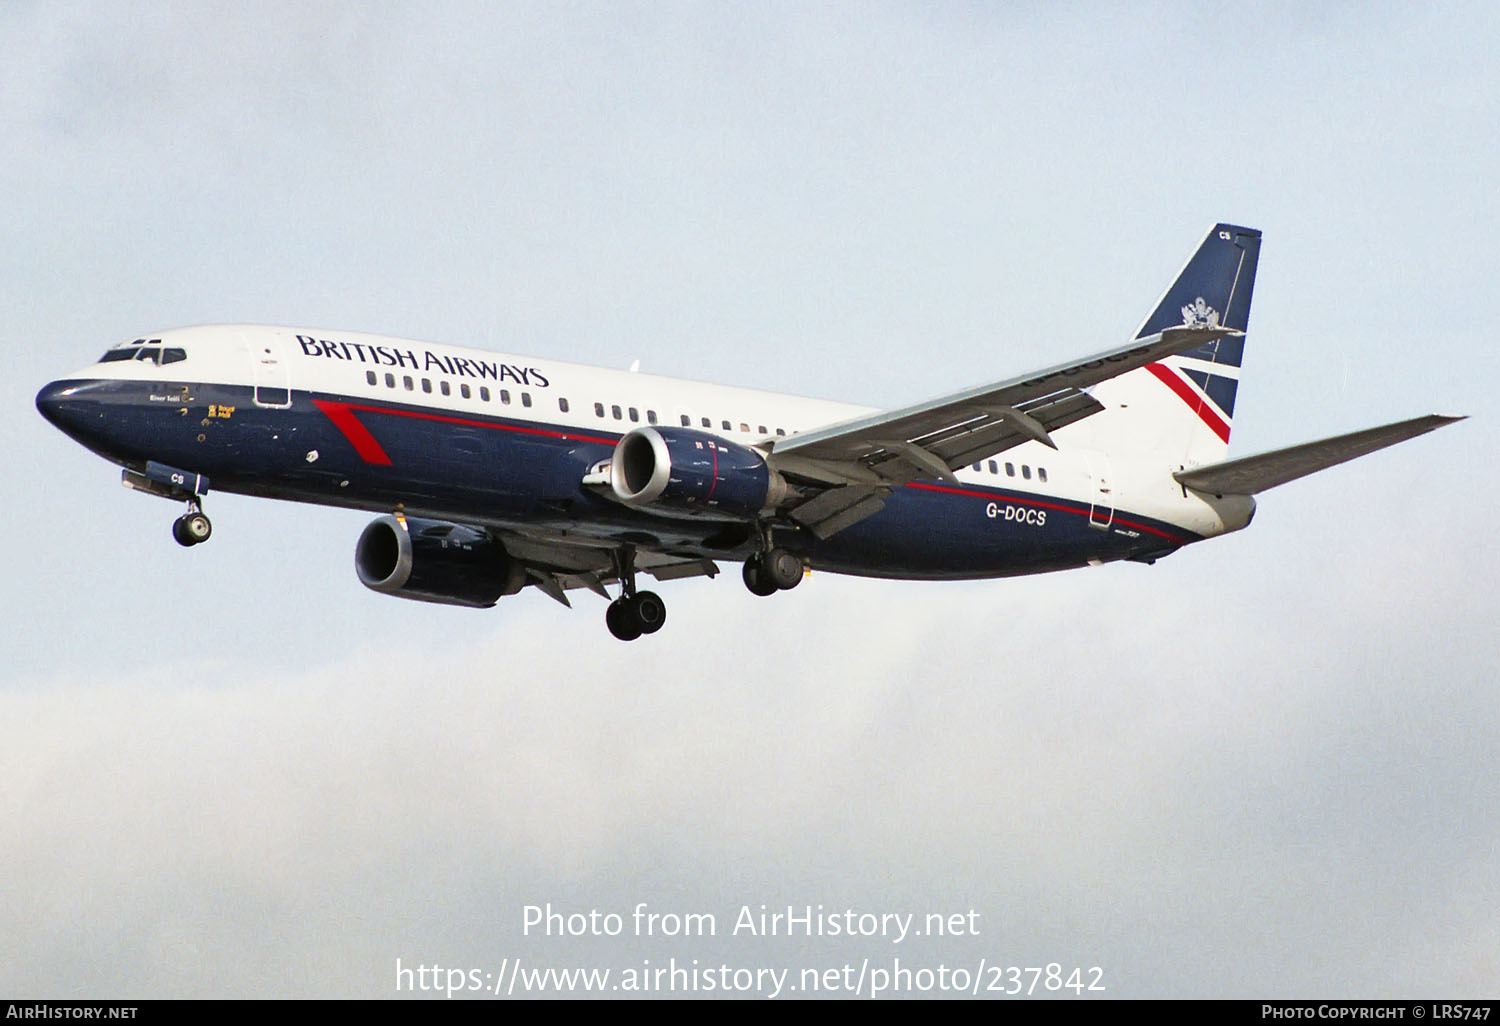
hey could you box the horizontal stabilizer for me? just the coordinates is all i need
[1174,414,1465,495]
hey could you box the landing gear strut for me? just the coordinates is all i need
[743,523,804,596]
[605,547,666,641]
[172,498,212,547]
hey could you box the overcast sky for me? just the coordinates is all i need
[3,1,1496,999]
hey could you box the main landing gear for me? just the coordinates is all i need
[742,546,803,597]
[600,532,801,639]
[605,547,666,642]
[172,499,212,547]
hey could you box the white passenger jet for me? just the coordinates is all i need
[37,225,1461,639]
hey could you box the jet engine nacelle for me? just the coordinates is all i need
[355,514,527,608]
[609,426,788,520]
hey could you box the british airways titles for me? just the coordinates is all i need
[296,335,550,388]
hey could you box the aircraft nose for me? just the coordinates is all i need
[35,379,77,428]
[36,379,103,443]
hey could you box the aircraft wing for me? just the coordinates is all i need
[1173,414,1465,496]
[769,325,1238,537]
[774,326,1237,472]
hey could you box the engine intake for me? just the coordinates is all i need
[609,426,787,520]
[355,515,527,608]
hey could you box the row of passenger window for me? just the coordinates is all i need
[973,459,1048,483]
[363,372,1056,486]
[365,369,792,437]
[592,401,790,437]
[365,369,533,407]
[362,373,1055,486]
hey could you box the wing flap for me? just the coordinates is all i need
[1174,414,1465,495]
[498,529,720,593]
[643,558,721,582]
[787,485,891,539]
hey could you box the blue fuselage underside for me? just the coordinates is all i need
[45,379,1200,578]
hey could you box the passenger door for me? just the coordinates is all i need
[246,333,292,408]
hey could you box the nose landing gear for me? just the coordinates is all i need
[172,499,213,547]
[121,463,215,549]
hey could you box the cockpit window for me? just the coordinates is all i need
[97,340,186,365]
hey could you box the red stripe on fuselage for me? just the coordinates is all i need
[312,400,394,465]
[1145,362,1230,443]
[312,398,620,465]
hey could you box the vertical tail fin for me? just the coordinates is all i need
[1086,224,1261,465]
[1135,224,1261,344]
